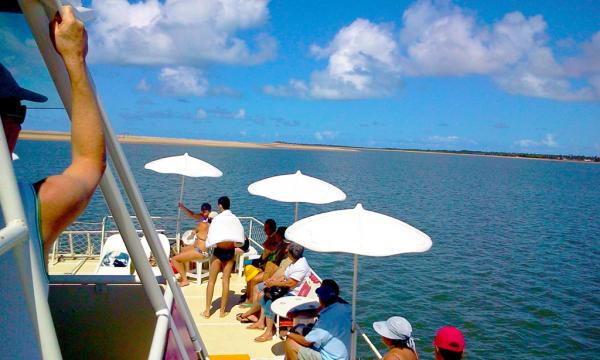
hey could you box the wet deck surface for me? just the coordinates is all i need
[48,258,284,359]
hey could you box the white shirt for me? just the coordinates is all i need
[206,210,245,248]
[284,257,311,295]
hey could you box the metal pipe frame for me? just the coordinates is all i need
[19,1,206,359]
[1,94,62,358]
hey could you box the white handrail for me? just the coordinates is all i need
[0,51,62,360]
[19,1,208,358]
[355,323,383,359]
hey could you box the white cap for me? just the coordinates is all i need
[373,316,413,340]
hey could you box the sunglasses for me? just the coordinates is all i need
[1,103,27,125]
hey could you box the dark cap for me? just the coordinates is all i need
[0,63,47,103]
[316,279,339,303]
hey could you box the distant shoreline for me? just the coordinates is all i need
[18,130,357,152]
[19,130,599,163]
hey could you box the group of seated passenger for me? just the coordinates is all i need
[171,207,466,360]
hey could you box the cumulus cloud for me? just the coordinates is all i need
[158,66,208,96]
[314,130,338,141]
[265,0,600,101]
[515,134,558,148]
[87,0,275,66]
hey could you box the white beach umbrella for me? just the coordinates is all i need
[11,153,19,161]
[247,170,346,220]
[285,203,432,359]
[144,153,223,243]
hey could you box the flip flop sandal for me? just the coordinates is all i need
[236,313,253,323]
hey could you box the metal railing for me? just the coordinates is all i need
[16,1,208,358]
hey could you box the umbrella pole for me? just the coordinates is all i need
[294,202,299,222]
[175,174,185,253]
[351,253,358,359]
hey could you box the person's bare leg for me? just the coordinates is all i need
[220,258,235,317]
[242,302,261,319]
[246,271,264,303]
[255,316,274,342]
[252,283,263,303]
[171,250,205,286]
[203,256,221,318]
[284,337,301,360]
[247,307,266,330]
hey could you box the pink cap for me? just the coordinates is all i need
[433,326,465,352]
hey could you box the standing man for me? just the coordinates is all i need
[433,326,465,360]
[284,279,352,360]
[204,196,244,318]
[0,5,105,263]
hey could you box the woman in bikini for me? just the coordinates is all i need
[170,221,209,287]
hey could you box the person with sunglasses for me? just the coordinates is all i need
[0,6,105,276]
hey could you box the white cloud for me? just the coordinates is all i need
[233,108,246,119]
[263,79,309,98]
[428,135,460,143]
[196,108,208,119]
[314,130,338,141]
[265,0,600,101]
[87,0,275,66]
[515,133,558,148]
[135,78,151,92]
[158,66,208,97]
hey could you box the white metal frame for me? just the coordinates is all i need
[5,1,209,358]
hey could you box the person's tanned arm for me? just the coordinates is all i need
[38,6,105,254]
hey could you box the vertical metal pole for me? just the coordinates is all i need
[351,254,358,359]
[175,175,185,253]
[294,202,299,222]
[0,122,48,357]
[100,105,205,354]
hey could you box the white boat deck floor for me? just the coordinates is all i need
[48,258,285,360]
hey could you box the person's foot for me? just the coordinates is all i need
[254,333,273,342]
[220,310,229,318]
[178,280,190,287]
[247,323,265,330]
[202,310,211,319]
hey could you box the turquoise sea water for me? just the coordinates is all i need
[13,140,600,359]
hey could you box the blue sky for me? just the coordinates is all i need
[1,0,599,155]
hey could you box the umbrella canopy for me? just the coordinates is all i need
[285,203,432,359]
[144,152,222,178]
[144,153,222,247]
[285,203,431,256]
[248,170,346,220]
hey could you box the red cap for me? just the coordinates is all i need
[433,326,465,352]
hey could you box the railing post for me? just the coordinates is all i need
[68,233,74,257]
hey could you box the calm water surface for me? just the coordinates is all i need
[13,140,600,359]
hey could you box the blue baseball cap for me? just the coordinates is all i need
[0,63,47,103]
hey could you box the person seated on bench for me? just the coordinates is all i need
[171,221,209,287]
[284,279,352,360]
[179,202,212,223]
[251,243,311,342]
[242,225,289,305]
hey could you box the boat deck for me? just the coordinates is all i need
[48,257,285,360]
